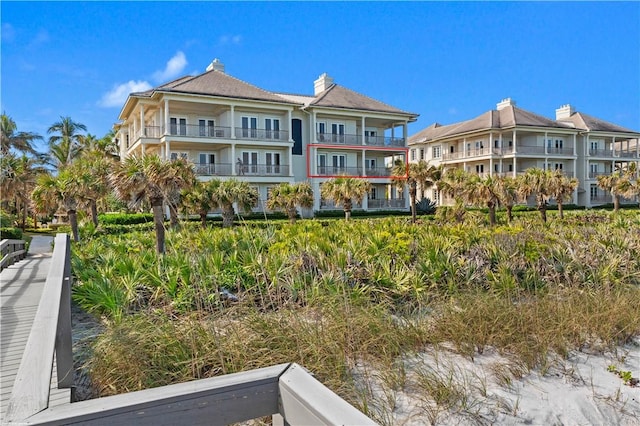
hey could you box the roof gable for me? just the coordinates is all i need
[564,112,638,134]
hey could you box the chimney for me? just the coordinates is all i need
[496,98,516,110]
[314,73,334,95]
[206,58,225,73]
[555,104,575,120]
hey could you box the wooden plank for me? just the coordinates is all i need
[5,234,69,421]
[278,363,377,426]
[54,235,73,388]
[23,363,289,425]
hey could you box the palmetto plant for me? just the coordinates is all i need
[392,159,440,223]
[320,177,370,220]
[182,180,220,228]
[208,178,259,228]
[464,174,501,226]
[1,153,48,229]
[597,164,636,212]
[517,168,553,222]
[548,170,578,219]
[494,176,519,223]
[436,168,469,223]
[68,149,115,227]
[266,182,314,224]
[110,155,194,254]
[32,169,82,241]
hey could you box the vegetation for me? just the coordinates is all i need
[265,182,313,224]
[71,211,640,422]
[320,177,370,220]
[392,159,440,223]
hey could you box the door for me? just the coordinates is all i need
[318,154,327,175]
[266,152,281,174]
[242,117,257,138]
[331,124,345,143]
[242,152,258,174]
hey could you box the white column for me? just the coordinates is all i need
[403,123,408,144]
[231,105,236,139]
[288,109,293,142]
[160,145,165,159]
[489,157,494,176]
[463,138,467,157]
[165,140,170,160]
[544,132,548,155]
[499,133,503,151]
[573,134,577,156]
[231,144,236,175]
[140,105,145,136]
[361,116,366,145]
[512,158,517,177]
[489,132,493,154]
[288,148,293,177]
[164,99,169,135]
[512,130,517,154]
[312,111,317,142]
[119,130,126,159]
[141,142,146,155]
[361,151,366,177]
[585,135,590,156]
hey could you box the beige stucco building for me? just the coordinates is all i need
[408,98,640,207]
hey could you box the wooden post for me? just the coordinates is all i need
[55,234,73,389]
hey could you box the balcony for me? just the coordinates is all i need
[316,166,363,177]
[235,128,289,142]
[315,133,405,147]
[194,163,290,177]
[367,199,406,209]
[619,151,638,158]
[135,125,291,142]
[545,147,574,156]
[588,171,613,179]
[589,149,614,157]
[167,125,232,139]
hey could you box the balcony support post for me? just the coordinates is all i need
[512,158,517,178]
[586,134,590,157]
[165,140,170,160]
[231,144,237,175]
[512,130,517,154]
[231,105,236,139]
[361,116,366,145]
[288,109,294,142]
[489,157,493,177]
[289,148,293,177]
[312,111,317,142]
[544,132,548,155]
[403,122,407,144]
[573,134,577,156]
[140,104,145,137]
[164,99,169,136]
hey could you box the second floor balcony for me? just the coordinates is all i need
[315,133,405,147]
[194,163,290,177]
[314,166,394,177]
[134,125,289,143]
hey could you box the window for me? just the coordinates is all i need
[365,130,377,144]
[266,152,281,174]
[433,146,442,159]
[590,184,598,200]
[199,153,215,164]
[170,117,187,136]
[494,140,499,148]
[494,164,499,172]
[547,139,553,148]
[241,116,257,138]
[198,153,215,174]
[317,122,327,141]
[450,146,455,153]
[365,159,376,172]
[555,163,564,171]
[475,164,484,174]
[265,118,280,140]
[332,154,346,173]
[318,154,327,174]
[369,187,377,200]
[410,149,416,161]
[240,151,258,174]
[331,123,345,143]
[170,152,188,160]
[508,164,513,172]
[199,119,215,137]
[419,149,425,160]
[433,189,440,205]
[590,141,599,151]
[475,141,483,150]
[555,139,564,149]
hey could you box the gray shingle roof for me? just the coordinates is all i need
[310,84,416,116]
[562,112,638,133]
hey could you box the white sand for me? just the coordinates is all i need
[356,339,640,425]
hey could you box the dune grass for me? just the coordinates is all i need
[72,210,640,422]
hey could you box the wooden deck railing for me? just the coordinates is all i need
[0,239,27,270]
[5,233,376,425]
[5,234,73,422]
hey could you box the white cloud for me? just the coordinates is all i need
[99,80,152,108]
[152,51,187,83]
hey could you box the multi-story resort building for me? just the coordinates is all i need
[408,98,640,207]
[115,59,418,213]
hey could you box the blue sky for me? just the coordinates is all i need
[2,1,639,153]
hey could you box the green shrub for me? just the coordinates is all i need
[99,213,154,225]
[0,227,23,240]
[314,209,411,218]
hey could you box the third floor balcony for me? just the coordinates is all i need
[135,125,289,143]
[314,132,405,147]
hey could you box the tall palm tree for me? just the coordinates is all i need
[548,170,578,219]
[110,155,193,254]
[182,180,220,228]
[208,179,259,228]
[464,174,501,226]
[1,114,42,156]
[1,153,48,229]
[596,171,633,212]
[517,168,553,222]
[494,175,519,223]
[436,168,469,222]
[32,169,82,241]
[165,157,196,228]
[48,116,87,168]
[392,159,440,223]
[320,177,370,221]
[266,182,313,224]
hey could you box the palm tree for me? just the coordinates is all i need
[48,116,87,168]
[110,155,193,254]
[548,170,578,219]
[494,175,519,223]
[1,154,47,229]
[208,179,259,228]
[597,171,633,212]
[266,182,313,224]
[392,159,440,223]
[436,168,468,222]
[464,174,501,226]
[320,177,370,221]
[1,114,42,156]
[32,169,82,241]
[162,157,197,229]
[182,180,220,228]
[517,168,553,222]
[67,149,115,227]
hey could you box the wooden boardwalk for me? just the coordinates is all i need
[0,236,70,422]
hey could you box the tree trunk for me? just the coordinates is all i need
[613,194,620,212]
[90,200,99,227]
[68,210,80,242]
[343,199,352,221]
[200,212,207,228]
[558,201,564,219]
[410,181,417,224]
[287,207,297,224]
[506,205,513,223]
[538,203,547,223]
[222,204,235,228]
[488,203,496,227]
[151,200,165,254]
[169,204,179,229]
